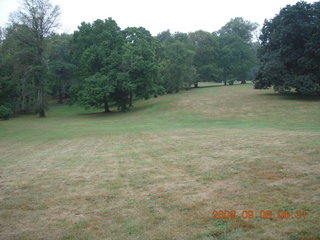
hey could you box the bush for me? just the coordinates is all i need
[228,79,235,85]
[0,105,13,120]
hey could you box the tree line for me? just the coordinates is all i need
[1,0,318,120]
[0,0,258,119]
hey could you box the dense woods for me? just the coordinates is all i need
[0,0,319,120]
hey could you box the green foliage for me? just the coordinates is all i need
[189,31,220,84]
[1,8,260,118]
[217,18,257,85]
[0,48,17,109]
[2,0,61,117]
[121,27,163,106]
[76,73,114,112]
[255,1,320,96]
[48,33,76,103]
[72,19,163,111]
[71,18,125,110]
[0,105,13,120]
[70,17,258,111]
[218,17,258,43]
[157,31,196,93]
[0,24,37,113]
[165,41,196,92]
[72,18,124,77]
[228,79,235,85]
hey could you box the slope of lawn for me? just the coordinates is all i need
[0,84,319,240]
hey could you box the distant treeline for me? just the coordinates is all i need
[1,0,319,119]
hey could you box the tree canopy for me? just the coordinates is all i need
[48,33,76,103]
[217,17,257,85]
[71,18,162,111]
[4,0,61,117]
[189,30,220,86]
[255,1,320,96]
[157,31,196,93]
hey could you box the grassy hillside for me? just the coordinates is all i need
[0,84,319,239]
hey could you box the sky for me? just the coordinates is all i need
[0,0,318,36]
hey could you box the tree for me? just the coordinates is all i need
[72,19,164,112]
[189,30,220,87]
[10,0,60,117]
[156,30,171,43]
[157,32,196,93]
[255,1,320,95]
[217,18,257,85]
[122,27,163,107]
[72,19,124,78]
[0,71,16,120]
[218,34,256,85]
[71,18,124,111]
[76,73,114,113]
[48,33,76,103]
[0,24,38,113]
[0,27,3,43]
[219,17,258,43]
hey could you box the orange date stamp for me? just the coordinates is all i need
[211,210,307,220]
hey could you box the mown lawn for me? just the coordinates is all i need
[0,84,319,240]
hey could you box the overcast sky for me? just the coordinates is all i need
[0,0,318,36]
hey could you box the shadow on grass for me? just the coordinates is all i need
[78,111,121,117]
[77,101,161,117]
[195,83,246,89]
[259,92,320,102]
[129,102,160,112]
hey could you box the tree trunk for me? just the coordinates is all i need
[37,87,46,117]
[59,77,67,104]
[129,93,133,107]
[194,82,198,88]
[241,80,246,84]
[58,91,63,104]
[21,95,26,112]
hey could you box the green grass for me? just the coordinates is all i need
[0,84,320,239]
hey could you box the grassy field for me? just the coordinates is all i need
[0,84,319,240]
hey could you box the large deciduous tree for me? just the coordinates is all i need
[157,31,196,93]
[189,30,220,87]
[9,0,60,117]
[71,18,123,111]
[71,18,162,112]
[122,27,162,107]
[217,17,257,85]
[0,28,16,119]
[0,24,43,114]
[255,1,320,96]
[219,17,258,44]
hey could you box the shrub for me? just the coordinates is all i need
[228,79,235,85]
[0,105,13,120]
